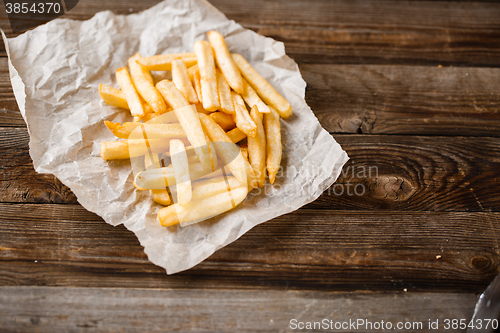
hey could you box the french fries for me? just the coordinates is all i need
[172,59,199,104]
[137,53,197,71]
[173,104,212,171]
[231,91,256,137]
[193,40,220,111]
[134,161,220,190]
[99,84,129,110]
[264,107,282,184]
[248,105,267,187]
[100,138,190,160]
[170,139,192,205]
[210,111,236,131]
[241,78,270,114]
[198,113,247,186]
[207,30,243,94]
[156,80,190,109]
[232,53,292,119]
[99,30,292,227]
[115,67,145,117]
[226,128,247,143]
[188,65,203,103]
[216,70,234,114]
[158,178,247,227]
[104,121,185,139]
[150,189,172,206]
[128,53,168,115]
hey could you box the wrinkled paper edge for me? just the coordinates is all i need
[2,0,349,274]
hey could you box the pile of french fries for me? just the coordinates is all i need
[98,30,292,227]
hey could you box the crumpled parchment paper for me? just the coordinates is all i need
[2,0,349,274]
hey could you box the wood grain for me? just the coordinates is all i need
[2,128,499,212]
[0,204,498,292]
[0,286,477,333]
[0,127,77,203]
[317,135,500,211]
[1,0,499,66]
[209,0,500,66]
[304,64,500,136]
[1,56,500,135]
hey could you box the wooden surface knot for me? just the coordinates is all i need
[366,175,416,201]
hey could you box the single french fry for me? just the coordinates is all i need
[128,53,168,115]
[210,112,236,131]
[242,152,259,190]
[191,176,242,199]
[137,53,197,71]
[172,59,199,104]
[105,121,185,139]
[207,31,243,94]
[187,64,198,81]
[216,70,234,114]
[226,128,247,143]
[115,67,145,117]
[158,183,247,227]
[264,107,282,184]
[231,91,256,137]
[241,78,270,114]
[232,53,292,119]
[100,141,130,160]
[156,80,190,110]
[99,84,129,109]
[150,189,172,206]
[134,161,221,190]
[100,138,189,160]
[195,103,211,114]
[198,113,247,185]
[248,105,267,187]
[188,65,203,103]
[170,139,192,205]
[193,40,220,111]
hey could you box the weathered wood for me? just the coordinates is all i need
[1,0,499,66]
[209,0,500,67]
[0,204,498,291]
[1,57,500,136]
[0,286,478,333]
[1,128,499,211]
[0,127,77,203]
[315,135,500,211]
[305,64,500,136]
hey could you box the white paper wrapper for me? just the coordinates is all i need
[3,0,349,274]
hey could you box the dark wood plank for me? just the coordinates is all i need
[0,127,77,203]
[1,128,499,212]
[315,135,500,211]
[209,0,500,67]
[1,58,500,136]
[0,58,19,116]
[0,204,499,292]
[0,286,478,333]
[305,64,500,136]
[1,0,499,66]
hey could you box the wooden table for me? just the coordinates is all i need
[1,0,499,331]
